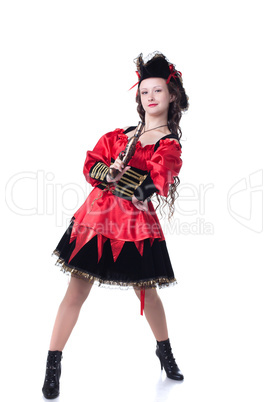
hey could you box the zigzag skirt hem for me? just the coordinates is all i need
[51,218,177,290]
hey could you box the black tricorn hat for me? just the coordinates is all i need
[131,52,182,89]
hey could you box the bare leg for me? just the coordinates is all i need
[134,288,168,341]
[49,276,93,351]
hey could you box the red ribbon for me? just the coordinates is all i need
[129,71,141,91]
[166,64,182,84]
[129,65,182,91]
[140,288,145,316]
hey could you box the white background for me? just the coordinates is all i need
[1,1,267,401]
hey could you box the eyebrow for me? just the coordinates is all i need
[140,85,163,90]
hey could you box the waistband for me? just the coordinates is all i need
[97,165,149,201]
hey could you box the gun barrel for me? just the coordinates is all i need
[108,122,144,180]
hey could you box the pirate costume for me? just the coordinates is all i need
[52,128,182,295]
[43,52,185,399]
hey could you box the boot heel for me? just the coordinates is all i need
[156,349,163,370]
[156,339,184,381]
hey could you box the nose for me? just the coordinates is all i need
[148,92,154,101]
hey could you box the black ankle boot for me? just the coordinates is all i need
[156,339,184,381]
[42,350,62,399]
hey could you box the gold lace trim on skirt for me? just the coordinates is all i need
[52,250,177,290]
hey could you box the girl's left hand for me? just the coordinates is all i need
[131,195,149,211]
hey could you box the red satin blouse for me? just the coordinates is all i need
[69,128,182,262]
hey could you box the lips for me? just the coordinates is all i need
[148,103,158,107]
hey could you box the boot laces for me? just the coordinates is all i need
[162,344,178,369]
[44,354,60,384]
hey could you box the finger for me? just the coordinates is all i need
[137,203,146,211]
[115,163,123,172]
[140,202,148,211]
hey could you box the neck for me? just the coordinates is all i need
[144,115,169,133]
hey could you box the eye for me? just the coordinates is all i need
[141,91,147,95]
[155,89,162,93]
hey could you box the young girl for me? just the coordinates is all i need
[42,51,189,399]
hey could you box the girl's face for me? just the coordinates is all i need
[139,77,174,118]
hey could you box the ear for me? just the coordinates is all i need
[169,94,176,103]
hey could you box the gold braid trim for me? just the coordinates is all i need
[90,162,109,181]
[52,250,177,290]
[88,165,149,208]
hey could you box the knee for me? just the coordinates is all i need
[134,288,159,306]
[144,289,159,306]
[64,280,92,308]
[67,291,88,307]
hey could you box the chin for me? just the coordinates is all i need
[146,109,164,117]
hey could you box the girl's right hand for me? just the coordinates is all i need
[131,195,149,211]
[106,156,131,182]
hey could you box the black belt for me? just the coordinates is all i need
[97,165,148,201]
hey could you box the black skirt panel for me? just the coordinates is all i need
[52,219,176,289]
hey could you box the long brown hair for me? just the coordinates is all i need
[135,53,189,220]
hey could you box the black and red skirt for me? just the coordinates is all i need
[52,217,177,290]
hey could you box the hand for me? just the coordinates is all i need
[106,156,131,182]
[131,195,149,212]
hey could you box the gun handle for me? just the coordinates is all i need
[107,151,125,179]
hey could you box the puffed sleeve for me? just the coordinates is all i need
[83,129,119,187]
[135,139,182,199]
